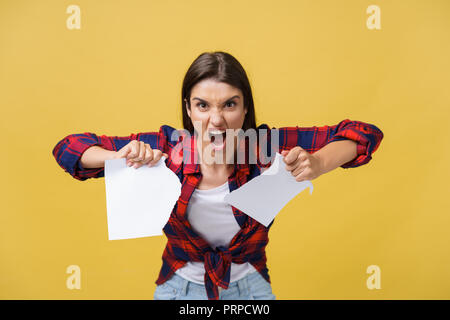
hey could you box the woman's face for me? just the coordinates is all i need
[186,78,247,164]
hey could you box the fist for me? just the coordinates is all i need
[114,140,168,169]
[281,146,323,182]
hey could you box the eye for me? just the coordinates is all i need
[196,103,207,109]
[225,101,236,108]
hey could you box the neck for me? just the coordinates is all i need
[200,161,234,174]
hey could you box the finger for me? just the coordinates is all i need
[285,153,303,171]
[150,152,169,166]
[290,149,309,167]
[292,163,305,176]
[132,161,142,169]
[117,144,131,159]
[291,157,310,173]
[285,161,298,171]
[149,149,163,166]
[298,152,308,162]
[283,148,300,164]
[132,145,146,169]
[294,166,312,182]
[295,172,307,182]
[143,144,154,165]
[135,141,145,162]
[131,141,142,161]
[127,141,139,160]
[146,148,156,167]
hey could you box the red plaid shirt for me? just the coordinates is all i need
[52,119,383,300]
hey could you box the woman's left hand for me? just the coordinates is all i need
[281,147,324,182]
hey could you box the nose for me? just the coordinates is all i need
[210,109,225,126]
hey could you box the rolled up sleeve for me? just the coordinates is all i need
[325,119,384,168]
[277,119,384,169]
[52,127,169,181]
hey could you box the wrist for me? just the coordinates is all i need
[312,152,327,176]
[109,150,120,160]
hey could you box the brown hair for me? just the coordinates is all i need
[181,51,257,134]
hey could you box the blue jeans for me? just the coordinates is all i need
[153,271,276,300]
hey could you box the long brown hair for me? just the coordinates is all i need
[181,51,257,134]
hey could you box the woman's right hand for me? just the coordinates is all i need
[114,140,168,168]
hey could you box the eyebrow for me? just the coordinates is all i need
[192,95,240,104]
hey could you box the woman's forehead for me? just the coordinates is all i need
[191,79,242,100]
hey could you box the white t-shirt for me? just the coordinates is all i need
[175,181,257,284]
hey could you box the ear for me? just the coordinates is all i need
[184,98,191,117]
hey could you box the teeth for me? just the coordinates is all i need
[208,130,226,139]
[209,130,226,144]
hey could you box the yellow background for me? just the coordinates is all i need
[1,0,449,299]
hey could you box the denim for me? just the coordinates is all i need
[153,271,276,300]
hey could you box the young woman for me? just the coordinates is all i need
[53,51,384,300]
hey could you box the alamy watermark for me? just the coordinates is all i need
[167,120,279,166]
[366,5,381,30]
[66,264,81,290]
[366,265,381,290]
[66,5,81,30]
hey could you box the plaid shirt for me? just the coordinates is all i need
[52,119,383,299]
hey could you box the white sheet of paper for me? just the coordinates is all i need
[224,152,313,227]
[104,156,181,240]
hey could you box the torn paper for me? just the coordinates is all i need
[224,152,313,227]
[104,156,181,240]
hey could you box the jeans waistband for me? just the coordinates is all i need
[172,271,253,297]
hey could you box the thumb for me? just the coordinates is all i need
[118,145,132,158]
[281,150,288,156]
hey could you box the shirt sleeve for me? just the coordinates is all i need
[52,126,170,181]
[277,119,384,168]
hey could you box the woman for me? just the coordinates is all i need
[52,51,384,300]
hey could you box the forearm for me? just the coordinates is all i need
[313,140,358,175]
[80,146,117,168]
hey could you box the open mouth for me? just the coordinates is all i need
[208,130,227,151]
